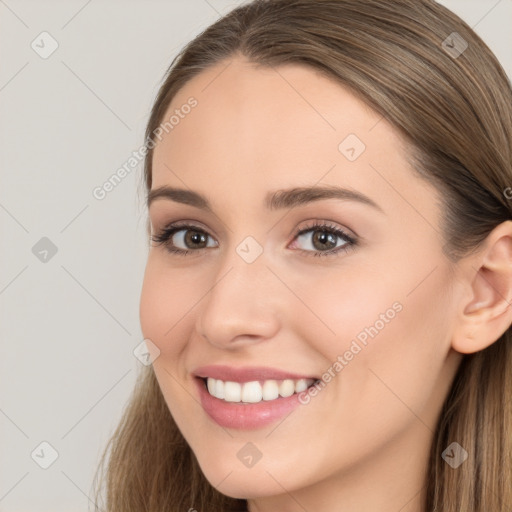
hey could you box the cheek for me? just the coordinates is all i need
[287,266,393,359]
[297,253,454,417]
[139,258,206,436]
[139,256,200,357]
[347,269,453,428]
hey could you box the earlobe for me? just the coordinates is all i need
[451,220,512,355]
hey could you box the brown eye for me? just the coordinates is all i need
[183,230,209,249]
[150,224,218,255]
[310,230,338,251]
[293,224,354,256]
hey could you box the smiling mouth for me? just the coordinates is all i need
[200,377,320,403]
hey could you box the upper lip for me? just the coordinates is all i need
[193,365,318,383]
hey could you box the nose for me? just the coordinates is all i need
[196,250,282,350]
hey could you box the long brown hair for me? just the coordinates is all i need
[92,1,512,510]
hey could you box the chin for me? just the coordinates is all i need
[194,450,310,500]
[201,469,285,500]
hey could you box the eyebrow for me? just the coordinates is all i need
[146,185,383,213]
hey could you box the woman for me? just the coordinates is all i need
[93,1,512,511]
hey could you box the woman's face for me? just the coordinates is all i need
[140,56,464,501]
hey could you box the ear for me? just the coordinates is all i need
[451,220,512,354]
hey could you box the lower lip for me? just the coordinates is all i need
[195,378,305,430]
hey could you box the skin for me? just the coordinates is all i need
[139,56,512,512]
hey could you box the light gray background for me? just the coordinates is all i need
[1,1,511,511]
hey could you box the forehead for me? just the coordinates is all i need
[150,56,435,221]
[153,56,387,167]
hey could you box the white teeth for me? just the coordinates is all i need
[224,381,241,402]
[294,378,309,393]
[241,381,262,403]
[205,377,315,403]
[214,379,224,399]
[279,379,295,397]
[207,378,216,395]
[262,380,279,401]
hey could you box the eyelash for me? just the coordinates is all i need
[150,220,357,258]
